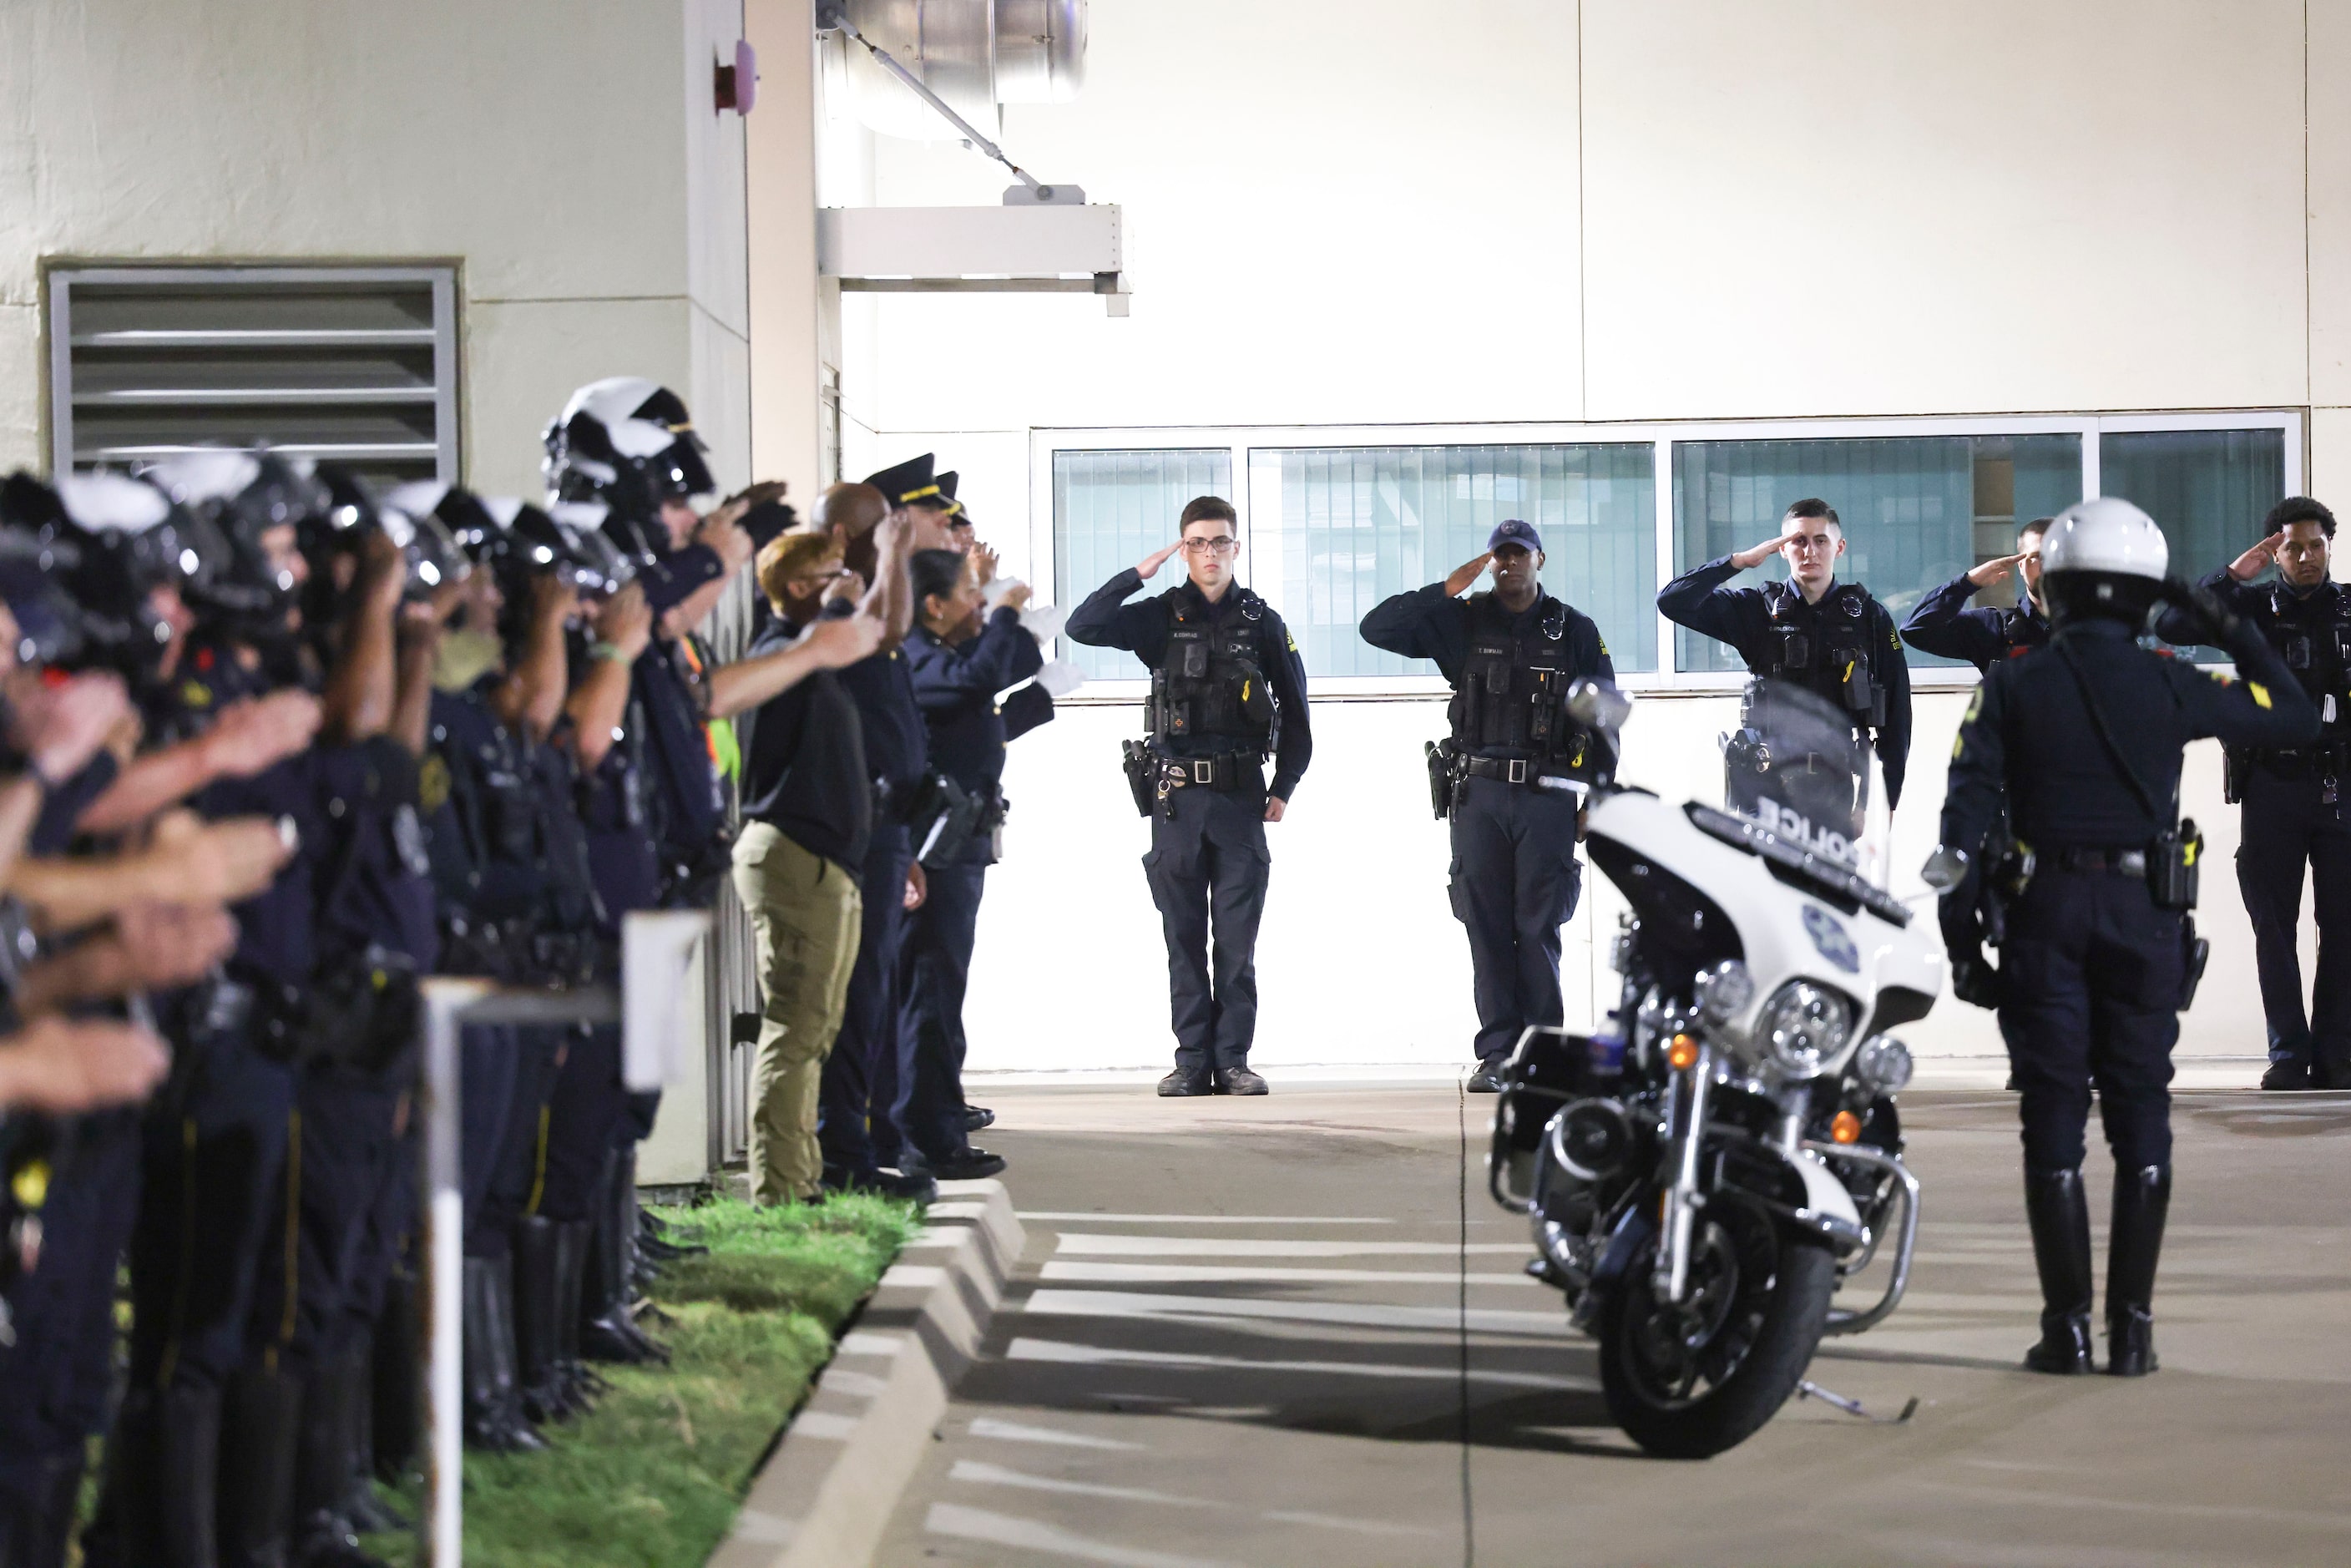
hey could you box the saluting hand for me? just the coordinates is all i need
[1135,540,1185,581]
[203,690,323,779]
[1967,551,2026,589]
[1443,553,1493,597]
[1730,524,1802,572]
[601,583,655,660]
[2228,531,2285,582]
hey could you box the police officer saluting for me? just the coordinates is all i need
[1929,498,2318,1378]
[1360,521,1612,1092]
[1901,515,2054,672]
[1659,498,1914,815]
[2156,498,2351,1090]
[1069,497,1311,1095]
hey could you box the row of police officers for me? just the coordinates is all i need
[0,373,1063,1566]
[1071,486,2338,1383]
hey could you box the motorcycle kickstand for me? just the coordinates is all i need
[1797,1379,1919,1425]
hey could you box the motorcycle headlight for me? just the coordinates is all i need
[1852,1034,1914,1094]
[1757,982,1852,1079]
[1694,959,1755,1024]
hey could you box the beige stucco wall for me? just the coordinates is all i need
[0,0,755,498]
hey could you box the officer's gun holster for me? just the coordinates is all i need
[1119,741,1155,818]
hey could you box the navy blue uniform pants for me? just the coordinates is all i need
[2235,765,2351,1076]
[1448,776,1585,1065]
[1999,870,2184,1173]
[1144,780,1271,1074]
[461,1023,520,1256]
[539,1024,627,1223]
[126,1030,295,1394]
[245,1065,406,1372]
[483,1026,568,1242]
[821,831,913,1175]
[895,858,987,1161]
[0,1115,140,1508]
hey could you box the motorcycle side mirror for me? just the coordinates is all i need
[1566,678,1632,736]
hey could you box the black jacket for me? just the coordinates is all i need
[1900,571,2050,674]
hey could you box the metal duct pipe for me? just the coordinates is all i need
[823,0,1086,141]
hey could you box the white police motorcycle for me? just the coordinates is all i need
[1489,679,1939,1458]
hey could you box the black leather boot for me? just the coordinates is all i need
[370,1272,421,1486]
[2021,1166,2096,1374]
[2106,1162,2172,1377]
[0,1447,84,1568]
[579,1150,668,1366]
[219,1366,301,1568]
[288,1360,386,1568]
[462,1257,547,1453]
[552,1220,605,1414]
[339,1347,405,1535]
[512,1216,569,1424]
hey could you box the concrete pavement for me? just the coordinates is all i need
[875,1084,2351,1566]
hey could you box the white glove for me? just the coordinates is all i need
[1019,604,1068,644]
[1034,659,1086,699]
[982,575,1027,610]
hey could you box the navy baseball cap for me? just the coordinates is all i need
[1488,518,1543,554]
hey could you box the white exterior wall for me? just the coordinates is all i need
[0,0,755,499]
[827,0,2351,1075]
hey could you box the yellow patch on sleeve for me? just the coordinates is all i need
[1287,635,1299,653]
[2248,680,2273,709]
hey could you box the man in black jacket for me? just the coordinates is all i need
[2155,496,2351,1089]
[1659,498,1913,818]
[1361,521,1613,1090]
[1068,497,1311,1095]
[1901,515,2054,673]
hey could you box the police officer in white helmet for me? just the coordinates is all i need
[1928,498,2318,1378]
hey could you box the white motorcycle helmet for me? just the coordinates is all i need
[2038,496,2170,626]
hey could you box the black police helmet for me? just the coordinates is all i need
[542,377,715,541]
[0,470,202,675]
[145,449,322,645]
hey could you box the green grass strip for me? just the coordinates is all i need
[367,1191,918,1568]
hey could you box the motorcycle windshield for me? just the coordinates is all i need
[1721,678,1890,884]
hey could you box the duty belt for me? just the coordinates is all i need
[1156,752,1259,792]
[2051,846,2148,877]
[1463,756,1580,790]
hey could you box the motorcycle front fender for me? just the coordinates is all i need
[1728,1137,1868,1254]
[1590,1201,1657,1292]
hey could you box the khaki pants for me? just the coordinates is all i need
[732,822,863,1204]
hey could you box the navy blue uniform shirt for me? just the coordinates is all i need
[1358,581,1614,757]
[1900,571,2050,673]
[2156,571,2351,741]
[178,640,324,987]
[1658,557,1914,808]
[1066,568,1313,802]
[1942,618,2318,858]
[827,612,932,801]
[905,606,1046,794]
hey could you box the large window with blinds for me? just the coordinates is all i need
[1671,433,2082,673]
[1051,448,1232,680]
[1041,415,2298,689]
[1246,444,1656,678]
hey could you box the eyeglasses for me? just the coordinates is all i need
[1182,538,1239,558]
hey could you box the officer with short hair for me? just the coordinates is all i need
[2156,496,2351,1090]
[1901,516,2055,673]
[1360,520,1613,1091]
[1659,498,1914,817]
[1067,496,1312,1096]
[1930,497,2318,1378]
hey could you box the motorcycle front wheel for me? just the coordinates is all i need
[1595,1190,1838,1459]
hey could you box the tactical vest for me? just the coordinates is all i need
[2268,583,2351,726]
[1448,594,1590,766]
[1759,580,1886,730]
[1146,589,1277,754]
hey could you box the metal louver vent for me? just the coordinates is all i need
[48,266,458,486]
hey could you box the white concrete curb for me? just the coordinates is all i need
[707,1179,1024,1568]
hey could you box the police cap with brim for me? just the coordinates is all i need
[864,453,948,511]
[1488,518,1544,555]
